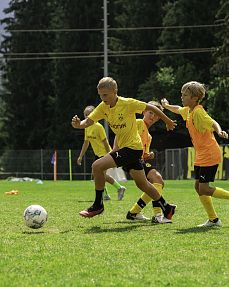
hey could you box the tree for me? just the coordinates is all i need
[109,0,165,99]
[1,0,56,149]
[208,0,229,132]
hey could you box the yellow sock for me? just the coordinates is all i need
[199,195,218,221]
[212,187,229,199]
[152,183,163,216]
[130,193,151,214]
[141,193,152,204]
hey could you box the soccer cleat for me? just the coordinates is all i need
[79,204,104,218]
[103,194,111,200]
[163,204,177,220]
[152,214,172,224]
[126,211,149,221]
[117,186,126,200]
[197,218,222,227]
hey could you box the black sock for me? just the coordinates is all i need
[153,196,168,211]
[137,198,147,209]
[211,218,219,223]
[94,189,104,207]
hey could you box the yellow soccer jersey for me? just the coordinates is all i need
[179,105,214,133]
[85,122,111,157]
[88,97,147,150]
[137,119,152,154]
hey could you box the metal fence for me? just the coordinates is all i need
[0,146,228,180]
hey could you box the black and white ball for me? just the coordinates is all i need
[23,205,48,229]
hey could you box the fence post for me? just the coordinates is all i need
[40,149,43,180]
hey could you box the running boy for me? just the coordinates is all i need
[72,77,177,219]
[77,105,126,200]
[126,101,172,223]
[161,81,228,227]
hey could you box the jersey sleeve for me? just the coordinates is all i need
[88,102,104,123]
[193,108,214,133]
[178,107,189,120]
[128,98,147,114]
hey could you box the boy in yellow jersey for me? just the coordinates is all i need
[126,101,172,223]
[161,81,228,227]
[72,77,177,218]
[77,105,126,200]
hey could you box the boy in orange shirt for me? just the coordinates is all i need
[72,77,177,219]
[162,81,228,227]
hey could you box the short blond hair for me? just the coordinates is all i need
[97,77,118,91]
[181,81,206,101]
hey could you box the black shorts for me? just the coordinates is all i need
[110,147,143,173]
[94,155,102,161]
[142,160,154,177]
[194,165,218,183]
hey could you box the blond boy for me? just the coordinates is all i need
[77,105,126,200]
[162,81,228,227]
[72,77,177,219]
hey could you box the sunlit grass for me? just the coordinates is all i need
[0,180,228,287]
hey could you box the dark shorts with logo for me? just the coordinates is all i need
[110,147,143,173]
[194,164,218,183]
[142,160,154,177]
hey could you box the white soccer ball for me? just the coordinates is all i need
[23,205,48,229]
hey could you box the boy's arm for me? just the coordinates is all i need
[145,103,177,131]
[77,140,90,165]
[102,138,112,153]
[72,115,94,129]
[212,120,228,139]
[161,98,181,114]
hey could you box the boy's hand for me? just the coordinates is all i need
[143,152,154,161]
[166,119,177,131]
[161,98,169,108]
[218,130,228,139]
[72,115,81,128]
[77,157,82,165]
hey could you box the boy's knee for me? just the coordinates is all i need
[92,160,100,173]
[92,160,105,173]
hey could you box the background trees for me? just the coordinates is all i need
[0,0,228,150]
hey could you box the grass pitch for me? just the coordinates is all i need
[0,179,228,287]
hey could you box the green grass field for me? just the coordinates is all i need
[0,179,228,287]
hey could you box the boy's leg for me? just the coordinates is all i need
[194,167,222,227]
[79,154,117,218]
[147,169,164,216]
[103,186,111,200]
[105,172,126,200]
[212,187,229,199]
[129,169,176,220]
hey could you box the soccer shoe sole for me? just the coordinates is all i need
[79,207,104,218]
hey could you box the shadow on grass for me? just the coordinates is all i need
[22,231,46,235]
[175,227,222,234]
[75,200,94,203]
[85,223,150,234]
[22,229,73,235]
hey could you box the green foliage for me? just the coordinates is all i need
[0,1,227,150]
[0,180,229,286]
[208,77,229,132]
[208,0,229,132]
